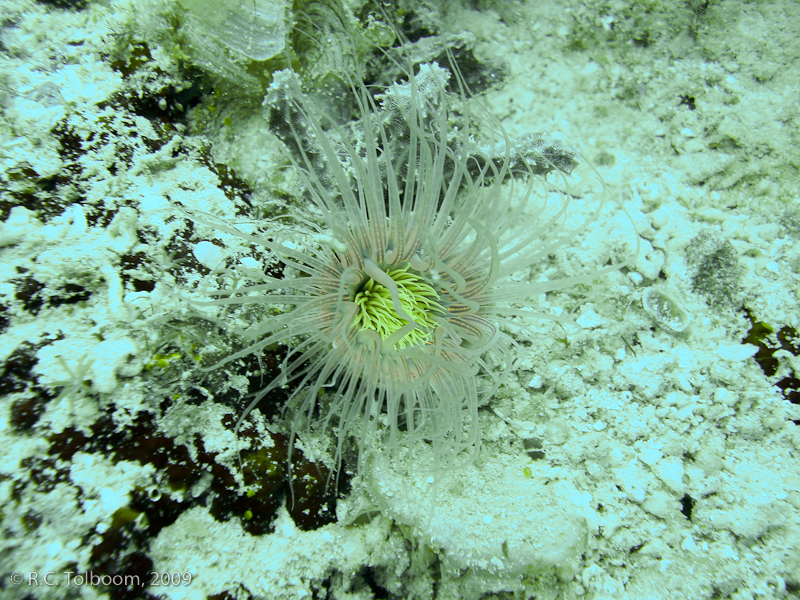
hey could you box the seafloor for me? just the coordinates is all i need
[1,0,799,599]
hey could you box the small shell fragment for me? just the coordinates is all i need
[642,288,692,333]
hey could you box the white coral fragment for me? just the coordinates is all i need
[179,0,289,86]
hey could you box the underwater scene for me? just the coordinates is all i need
[0,0,799,598]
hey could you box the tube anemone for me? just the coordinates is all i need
[187,40,634,486]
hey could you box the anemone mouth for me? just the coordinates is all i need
[351,262,445,350]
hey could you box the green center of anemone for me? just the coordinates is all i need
[353,265,444,349]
